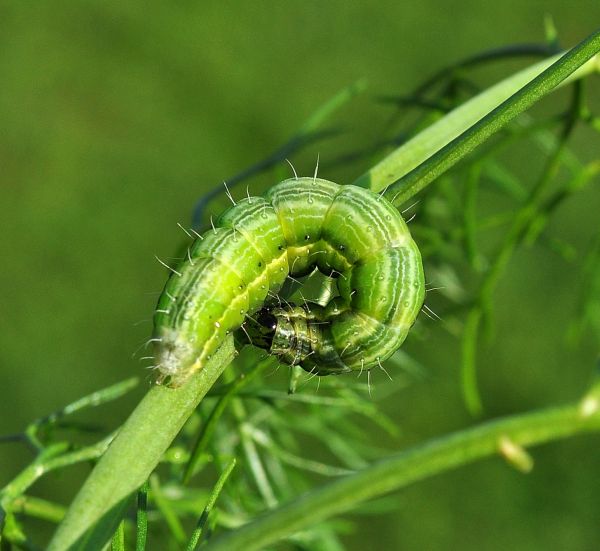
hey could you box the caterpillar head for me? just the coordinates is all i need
[242,306,314,367]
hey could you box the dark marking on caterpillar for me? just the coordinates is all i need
[153,178,425,386]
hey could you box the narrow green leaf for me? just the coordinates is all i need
[110,521,125,551]
[186,459,236,551]
[135,481,148,551]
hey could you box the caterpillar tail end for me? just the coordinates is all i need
[153,328,200,388]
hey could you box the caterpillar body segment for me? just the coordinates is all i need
[153,197,289,385]
[153,177,424,385]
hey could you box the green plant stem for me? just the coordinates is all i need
[186,458,236,551]
[460,92,581,416]
[203,383,600,551]
[10,496,66,524]
[352,30,600,204]
[48,338,235,551]
[110,521,125,551]
[135,481,148,551]
[1,438,113,513]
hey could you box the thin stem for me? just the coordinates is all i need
[385,32,599,205]
[110,521,125,551]
[135,481,148,551]
[463,163,482,269]
[186,458,236,551]
[203,380,600,551]
[461,83,583,416]
[352,31,600,203]
[1,438,113,513]
[10,496,66,524]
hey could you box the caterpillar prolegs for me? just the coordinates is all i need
[153,177,425,386]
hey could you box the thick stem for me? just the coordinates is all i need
[48,338,235,551]
[203,386,600,551]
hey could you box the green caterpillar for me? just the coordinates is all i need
[153,177,424,386]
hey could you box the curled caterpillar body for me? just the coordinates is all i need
[153,177,425,385]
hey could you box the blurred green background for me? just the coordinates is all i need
[1,1,599,549]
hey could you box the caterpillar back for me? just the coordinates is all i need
[153,178,425,385]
